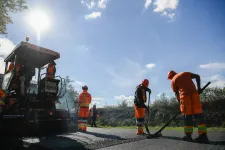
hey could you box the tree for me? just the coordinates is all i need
[0,0,28,35]
[58,76,79,112]
[118,100,128,108]
[65,76,79,101]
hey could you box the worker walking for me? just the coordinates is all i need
[134,79,151,135]
[46,61,56,79]
[89,104,98,127]
[167,70,209,143]
[78,85,92,131]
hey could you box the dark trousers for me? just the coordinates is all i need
[91,116,97,127]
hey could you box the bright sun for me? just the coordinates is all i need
[29,11,49,32]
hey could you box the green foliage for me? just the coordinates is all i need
[65,76,79,100]
[57,76,79,111]
[95,87,225,127]
[0,0,28,35]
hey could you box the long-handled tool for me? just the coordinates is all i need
[144,91,151,135]
[147,81,211,139]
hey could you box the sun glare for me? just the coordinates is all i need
[29,11,49,32]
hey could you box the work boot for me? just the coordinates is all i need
[183,134,193,142]
[194,133,209,144]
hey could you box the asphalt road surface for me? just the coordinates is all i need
[2,125,225,150]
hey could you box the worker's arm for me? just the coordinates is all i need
[78,94,82,106]
[89,94,92,104]
[175,91,180,103]
[171,80,180,103]
[190,72,201,94]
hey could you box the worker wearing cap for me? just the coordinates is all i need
[134,79,151,135]
[78,85,92,131]
[46,61,56,80]
[167,70,209,143]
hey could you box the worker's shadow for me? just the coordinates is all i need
[76,131,126,140]
[161,135,225,145]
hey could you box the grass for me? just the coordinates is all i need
[97,126,225,131]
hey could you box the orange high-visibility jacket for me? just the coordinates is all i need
[79,91,92,108]
[46,64,56,79]
[171,72,198,98]
[0,89,7,99]
[8,62,14,71]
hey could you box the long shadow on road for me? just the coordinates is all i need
[161,136,225,145]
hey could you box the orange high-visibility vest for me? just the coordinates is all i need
[8,62,14,71]
[47,64,55,79]
[79,91,92,108]
[0,89,7,99]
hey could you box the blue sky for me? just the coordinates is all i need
[0,0,225,108]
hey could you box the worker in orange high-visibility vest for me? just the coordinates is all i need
[46,61,56,79]
[0,88,7,114]
[168,70,209,144]
[134,79,151,135]
[78,85,92,131]
[6,61,15,73]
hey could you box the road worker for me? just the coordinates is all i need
[89,104,98,127]
[78,85,92,131]
[134,79,151,135]
[0,89,7,114]
[6,61,15,73]
[46,61,56,80]
[168,70,209,143]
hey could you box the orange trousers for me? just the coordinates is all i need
[134,105,145,134]
[78,107,89,131]
[180,93,202,115]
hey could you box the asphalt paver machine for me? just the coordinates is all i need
[0,39,69,135]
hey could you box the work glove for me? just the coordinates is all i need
[145,88,151,94]
[198,88,202,95]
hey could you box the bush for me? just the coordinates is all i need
[94,87,225,127]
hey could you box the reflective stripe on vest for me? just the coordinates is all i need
[80,103,90,107]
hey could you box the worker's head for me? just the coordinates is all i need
[82,85,88,91]
[167,70,177,80]
[142,79,149,88]
[93,104,96,108]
